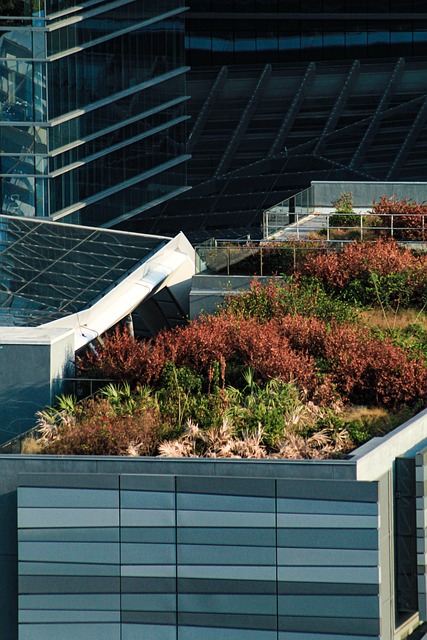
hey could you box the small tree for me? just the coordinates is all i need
[330,192,359,228]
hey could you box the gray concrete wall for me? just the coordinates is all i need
[0,344,50,444]
[189,275,271,319]
[0,329,74,444]
[311,182,427,209]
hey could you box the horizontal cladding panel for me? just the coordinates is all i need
[18,488,118,509]
[19,610,120,623]
[278,582,379,596]
[177,493,274,512]
[19,593,120,609]
[277,528,378,549]
[122,624,176,640]
[120,491,175,510]
[416,465,427,482]
[122,593,176,611]
[177,511,275,527]
[278,548,378,567]
[19,562,120,577]
[278,615,379,635]
[120,509,175,527]
[18,542,119,564]
[416,480,427,497]
[416,496,427,509]
[121,565,176,578]
[277,514,378,529]
[122,611,175,624]
[417,509,427,529]
[177,527,275,546]
[178,593,276,615]
[178,628,276,640]
[278,566,379,584]
[19,623,120,640]
[276,479,378,502]
[120,475,176,492]
[176,477,275,497]
[122,577,176,593]
[178,578,276,595]
[178,612,276,630]
[19,575,120,593]
[122,527,176,543]
[278,594,379,618]
[17,474,119,490]
[19,527,119,543]
[121,543,176,564]
[18,508,118,528]
[177,566,276,581]
[278,498,378,516]
[278,634,378,640]
[178,545,276,565]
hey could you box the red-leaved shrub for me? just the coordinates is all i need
[372,195,427,241]
[77,326,166,386]
[299,238,426,289]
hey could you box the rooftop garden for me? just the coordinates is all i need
[25,235,427,459]
[201,194,427,277]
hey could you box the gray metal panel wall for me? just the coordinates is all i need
[416,447,427,620]
[17,472,380,640]
[277,479,380,640]
[121,474,177,640]
[18,477,120,640]
[311,182,427,209]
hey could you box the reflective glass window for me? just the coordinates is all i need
[49,75,185,151]
[391,23,413,57]
[50,101,186,172]
[48,16,185,119]
[368,26,391,58]
[345,23,368,58]
[300,27,323,60]
[414,28,427,54]
[50,121,186,214]
[279,22,301,62]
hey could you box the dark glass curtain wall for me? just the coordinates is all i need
[1,0,188,228]
[186,1,427,65]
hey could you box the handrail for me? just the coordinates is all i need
[263,209,427,242]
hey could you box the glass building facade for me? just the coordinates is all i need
[0,0,189,227]
[186,1,427,66]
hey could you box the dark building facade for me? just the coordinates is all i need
[136,1,427,239]
[3,1,427,239]
[186,1,427,67]
[0,0,189,227]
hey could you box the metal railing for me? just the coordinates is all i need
[195,241,336,276]
[263,186,315,237]
[196,213,427,276]
[263,210,427,243]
